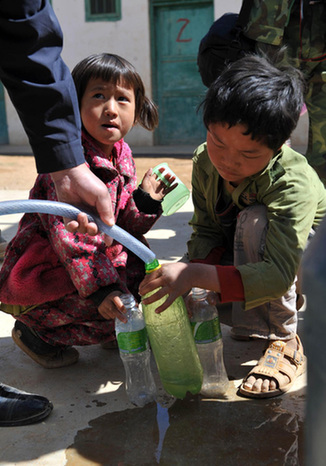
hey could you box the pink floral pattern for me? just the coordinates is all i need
[0,134,160,346]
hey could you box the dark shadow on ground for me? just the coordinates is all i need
[66,392,304,465]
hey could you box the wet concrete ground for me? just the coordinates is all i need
[0,150,306,465]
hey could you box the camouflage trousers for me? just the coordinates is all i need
[285,0,326,182]
[253,0,326,182]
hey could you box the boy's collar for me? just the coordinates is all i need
[249,146,285,183]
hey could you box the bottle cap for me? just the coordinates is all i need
[192,287,208,299]
[145,258,161,274]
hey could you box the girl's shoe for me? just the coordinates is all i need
[12,321,79,369]
[0,231,8,260]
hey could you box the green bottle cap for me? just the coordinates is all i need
[145,258,161,273]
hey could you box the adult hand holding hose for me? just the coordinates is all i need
[51,164,115,246]
[0,199,156,265]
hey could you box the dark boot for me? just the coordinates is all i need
[12,320,79,369]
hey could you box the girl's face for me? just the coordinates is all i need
[80,77,136,156]
[206,122,274,185]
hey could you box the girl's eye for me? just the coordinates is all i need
[93,93,105,99]
[118,96,129,102]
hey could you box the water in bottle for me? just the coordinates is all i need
[141,260,203,399]
[115,293,156,407]
[189,287,229,397]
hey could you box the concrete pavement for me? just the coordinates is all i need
[0,192,306,466]
[0,150,306,465]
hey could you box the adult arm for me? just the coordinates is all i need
[0,0,114,229]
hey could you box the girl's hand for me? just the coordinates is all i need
[140,168,176,201]
[98,291,128,322]
[139,262,193,313]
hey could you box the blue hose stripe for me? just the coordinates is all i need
[0,200,156,264]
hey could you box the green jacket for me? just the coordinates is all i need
[188,143,326,310]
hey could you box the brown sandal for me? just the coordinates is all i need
[239,335,306,398]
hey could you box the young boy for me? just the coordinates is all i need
[139,55,326,399]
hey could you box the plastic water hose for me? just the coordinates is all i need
[0,199,156,264]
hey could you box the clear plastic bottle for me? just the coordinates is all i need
[141,260,203,399]
[115,293,156,407]
[189,287,229,397]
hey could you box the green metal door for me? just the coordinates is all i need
[151,0,213,146]
[0,83,8,144]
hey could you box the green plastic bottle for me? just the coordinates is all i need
[141,259,203,399]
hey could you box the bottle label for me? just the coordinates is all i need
[191,317,222,344]
[117,328,148,354]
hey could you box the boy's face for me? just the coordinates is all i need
[206,122,275,185]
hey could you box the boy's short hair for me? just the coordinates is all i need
[202,54,305,152]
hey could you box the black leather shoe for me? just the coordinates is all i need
[0,383,53,427]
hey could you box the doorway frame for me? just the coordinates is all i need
[149,0,213,145]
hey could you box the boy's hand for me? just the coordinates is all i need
[139,262,192,313]
[98,291,128,322]
[139,262,221,314]
[140,168,176,200]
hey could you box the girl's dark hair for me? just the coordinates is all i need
[72,53,158,131]
[201,54,306,152]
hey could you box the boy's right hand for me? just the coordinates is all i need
[139,262,192,313]
[139,262,221,313]
[98,291,128,322]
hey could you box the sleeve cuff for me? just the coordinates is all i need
[89,284,124,307]
[133,187,162,214]
[216,265,245,303]
[190,246,226,265]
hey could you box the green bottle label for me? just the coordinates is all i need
[191,317,222,344]
[117,328,148,354]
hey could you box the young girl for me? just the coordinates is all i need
[0,53,168,369]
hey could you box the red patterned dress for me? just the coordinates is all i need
[0,133,162,347]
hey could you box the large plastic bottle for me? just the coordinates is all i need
[115,293,156,407]
[189,287,229,397]
[141,259,203,399]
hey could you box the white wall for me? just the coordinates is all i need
[6,0,153,147]
[215,0,242,17]
[4,0,308,149]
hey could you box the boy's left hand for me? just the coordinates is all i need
[140,168,176,200]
